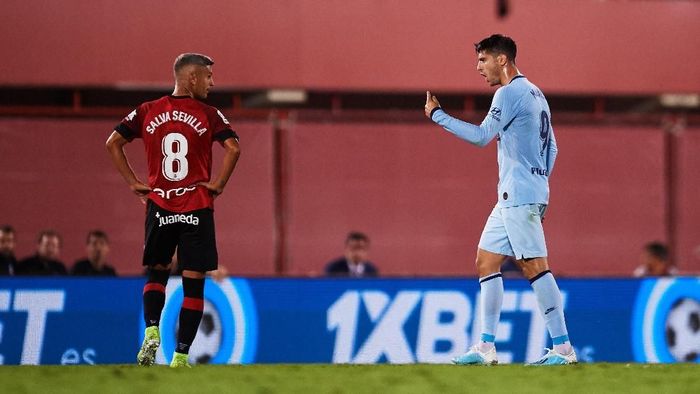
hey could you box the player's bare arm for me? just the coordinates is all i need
[105,131,152,201]
[424,91,441,118]
[197,137,241,197]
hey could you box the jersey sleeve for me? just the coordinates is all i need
[211,109,240,143]
[430,87,511,147]
[114,106,143,141]
[546,127,558,176]
[479,87,517,139]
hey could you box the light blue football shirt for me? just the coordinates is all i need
[431,75,558,207]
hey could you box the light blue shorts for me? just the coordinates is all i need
[478,204,548,259]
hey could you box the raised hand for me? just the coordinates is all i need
[424,91,441,118]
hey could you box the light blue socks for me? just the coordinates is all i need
[478,272,503,352]
[530,270,573,355]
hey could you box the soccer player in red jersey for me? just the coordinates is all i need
[106,53,241,368]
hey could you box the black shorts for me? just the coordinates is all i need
[143,200,218,272]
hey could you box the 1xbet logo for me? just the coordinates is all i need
[326,290,561,364]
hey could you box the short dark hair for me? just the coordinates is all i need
[645,242,668,261]
[346,231,370,244]
[173,53,214,73]
[86,229,109,244]
[0,225,14,234]
[37,229,61,245]
[475,34,517,63]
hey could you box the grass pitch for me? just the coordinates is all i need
[1,363,699,394]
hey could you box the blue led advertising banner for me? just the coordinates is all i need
[0,277,698,365]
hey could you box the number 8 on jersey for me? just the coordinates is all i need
[162,132,189,181]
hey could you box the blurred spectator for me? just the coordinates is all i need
[633,241,677,277]
[325,232,378,277]
[71,230,117,276]
[0,225,17,275]
[15,230,67,275]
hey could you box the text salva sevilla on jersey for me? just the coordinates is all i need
[145,111,208,136]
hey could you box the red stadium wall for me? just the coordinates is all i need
[2,0,699,94]
[0,119,276,276]
[676,130,700,271]
[546,126,667,276]
[2,119,698,276]
[283,123,674,277]
[283,122,498,276]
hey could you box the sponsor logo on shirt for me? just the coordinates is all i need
[217,110,230,125]
[155,211,200,227]
[531,167,549,176]
[153,186,198,199]
[125,109,137,122]
[489,107,501,122]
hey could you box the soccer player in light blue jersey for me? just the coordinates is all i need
[424,34,576,366]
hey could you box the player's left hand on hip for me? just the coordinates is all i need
[424,91,441,118]
[198,182,223,197]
